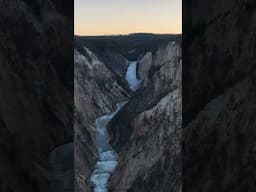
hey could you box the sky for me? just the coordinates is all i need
[75,0,181,35]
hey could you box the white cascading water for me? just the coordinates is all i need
[90,60,141,192]
[125,61,142,91]
[90,101,127,192]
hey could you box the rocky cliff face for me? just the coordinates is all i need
[0,0,73,192]
[109,41,182,192]
[183,0,256,191]
[74,41,129,192]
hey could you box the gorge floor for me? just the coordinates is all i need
[90,61,141,192]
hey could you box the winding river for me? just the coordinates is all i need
[90,61,141,192]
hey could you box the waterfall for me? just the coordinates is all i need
[125,61,142,91]
[90,60,141,192]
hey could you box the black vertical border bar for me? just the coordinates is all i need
[183,1,256,191]
[0,1,74,192]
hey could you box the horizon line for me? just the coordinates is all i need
[74,32,182,37]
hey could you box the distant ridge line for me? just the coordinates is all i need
[75,33,181,38]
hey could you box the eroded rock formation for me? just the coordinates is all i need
[75,34,181,192]
[74,40,129,192]
[109,41,182,192]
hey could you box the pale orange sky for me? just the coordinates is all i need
[75,0,181,35]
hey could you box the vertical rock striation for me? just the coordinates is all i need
[74,40,129,192]
[109,41,182,192]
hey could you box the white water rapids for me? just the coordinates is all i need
[90,101,127,192]
[90,61,141,192]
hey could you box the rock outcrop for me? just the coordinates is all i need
[74,40,129,192]
[109,41,182,192]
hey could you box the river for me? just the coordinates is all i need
[90,61,141,192]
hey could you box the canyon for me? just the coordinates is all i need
[74,37,129,192]
[74,34,181,192]
[2,1,255,192]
